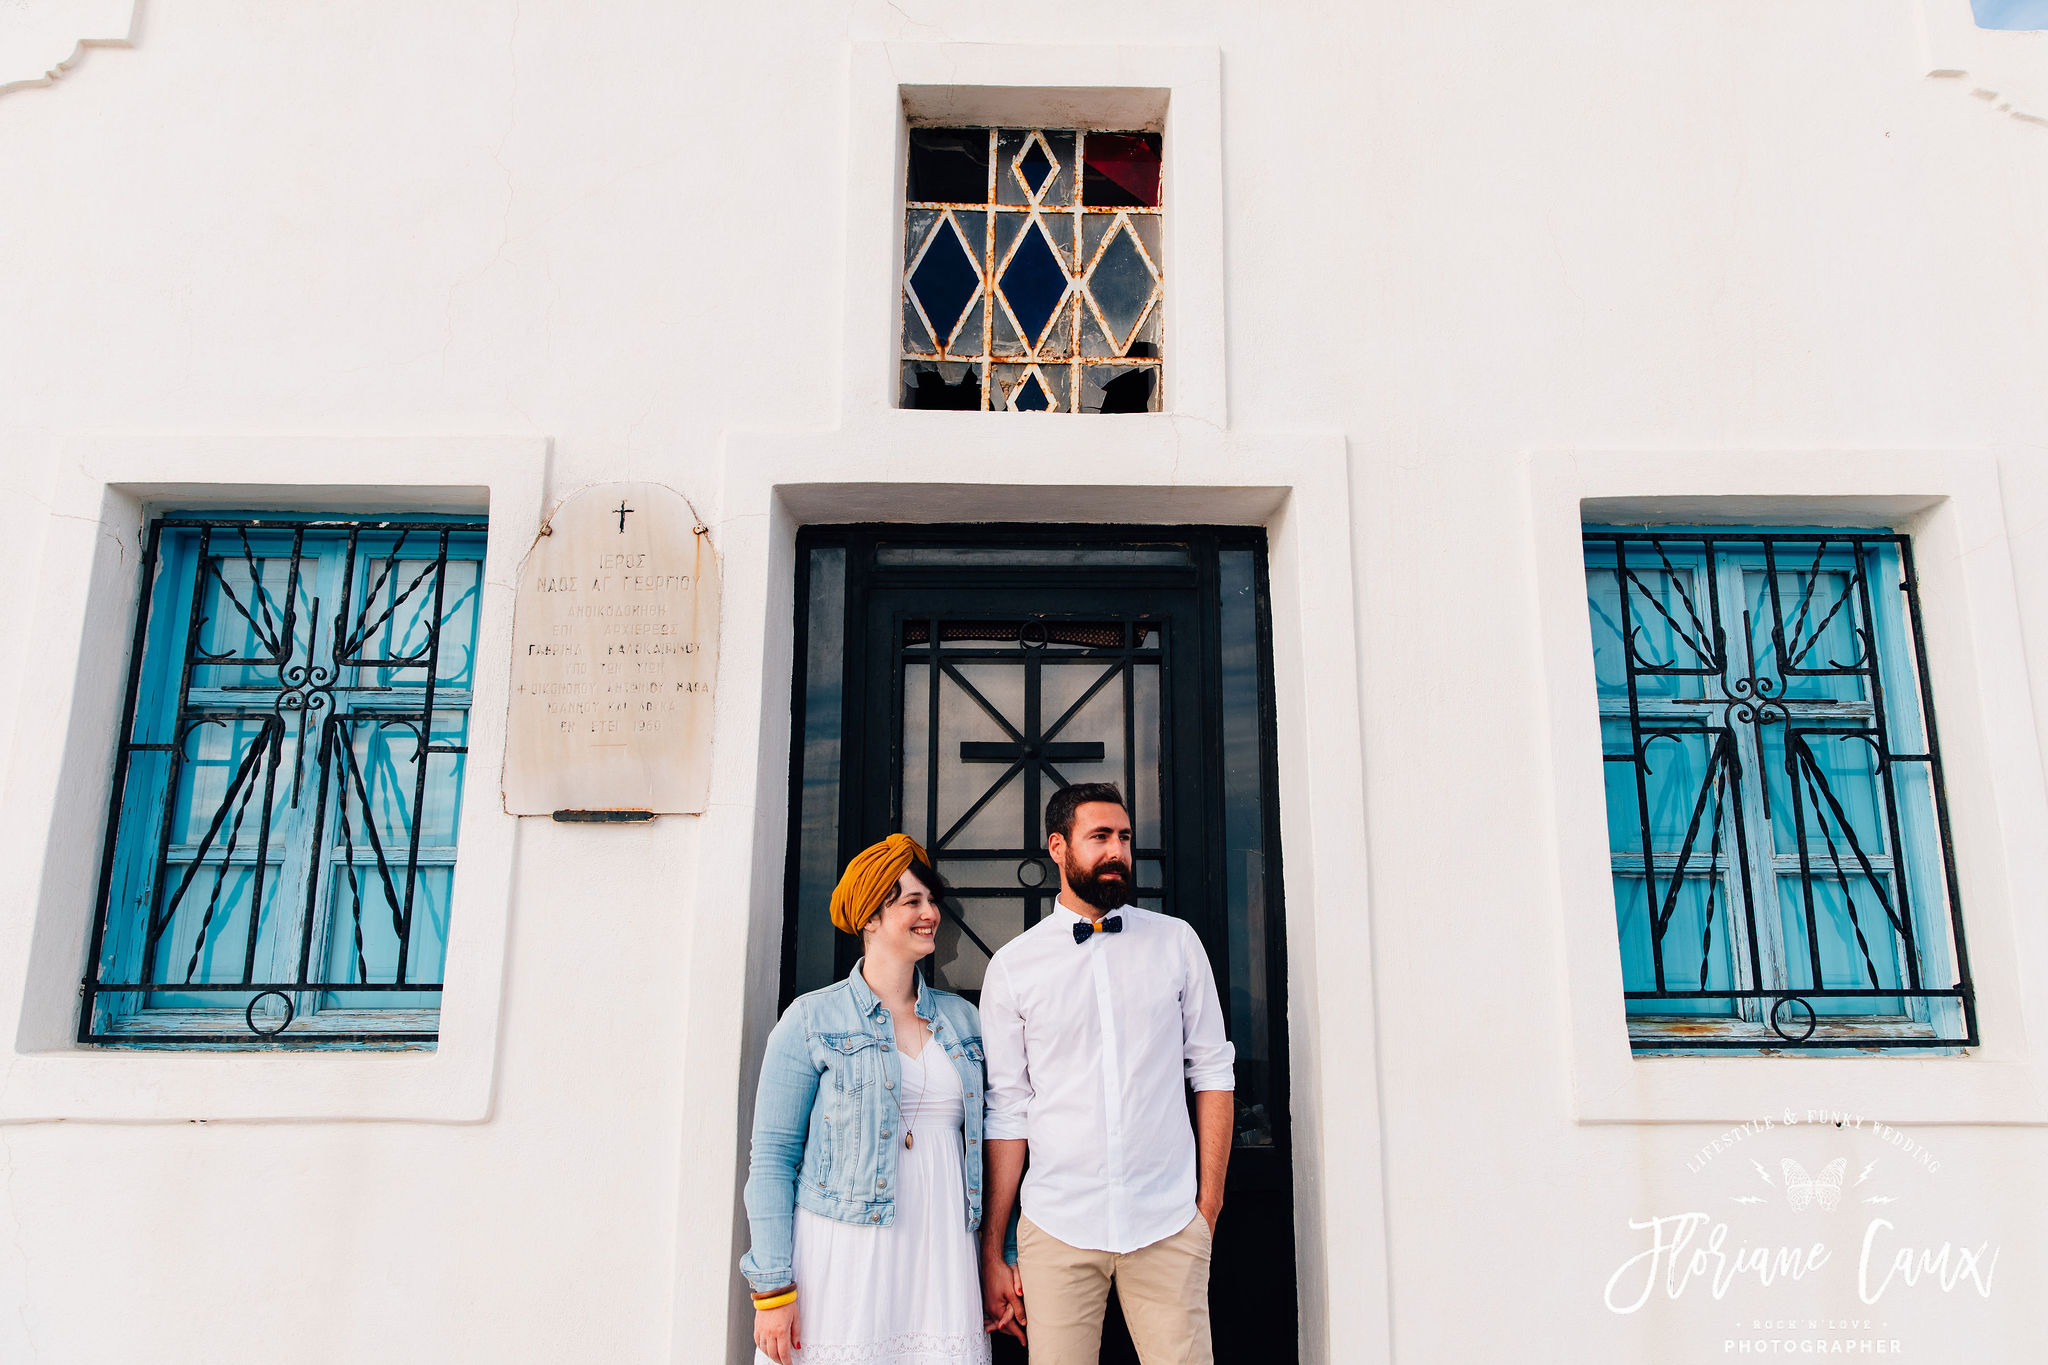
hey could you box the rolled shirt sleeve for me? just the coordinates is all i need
[1178,920,1236,1092]
[979,954,1033,1141]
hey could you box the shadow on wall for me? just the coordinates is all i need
[1974,0,2048,28]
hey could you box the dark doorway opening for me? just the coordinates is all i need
[780,525,1296,1364]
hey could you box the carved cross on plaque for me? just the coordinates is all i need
[615,501,634,532]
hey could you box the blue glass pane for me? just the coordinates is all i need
[191,535,315,688]
[1643,730,1720,855]
[1018,139,1054,198]
[169,715,291,845]
[1012,372,1051,411]
[1758,725,1885,857]
[320,865,452,1007]
[1614,876,1738,1013]
[340,711,467,851]
[909,219,982,351]
[1973,0,2048,28]
[363,549,484,689]
[1586,568,1630,697]
[1776,875,1906,1014]
[1000,222,1069,346]
[1584,555,1712,700]
[147,860,284,1001]
[1600,718,1644,853]
[1743,563,1869,703]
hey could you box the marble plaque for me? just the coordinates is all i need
[502,482,720,815]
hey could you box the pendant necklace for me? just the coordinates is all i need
[900,1038,922,1150]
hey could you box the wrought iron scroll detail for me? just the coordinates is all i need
[1589,531,1975,1051]
[80,516,486,1046]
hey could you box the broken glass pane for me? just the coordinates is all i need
[1081,365,1158,414]
[901,126,1161,410]
[993,363,1068,413]
[1039,130,1077,205]
[995,129,1030,207]
[905,289,935,353]
[908,128,992,203]
[903,360,984,410]
[991,297,1023,356]
[1082,132,1162,208]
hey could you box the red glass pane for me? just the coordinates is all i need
[1082,132,1161,208]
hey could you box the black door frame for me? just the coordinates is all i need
[776,522,1297,1357]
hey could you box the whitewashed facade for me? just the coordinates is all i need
[4,3,2048,1361]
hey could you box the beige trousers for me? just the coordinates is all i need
[1014,1213,1214,1365]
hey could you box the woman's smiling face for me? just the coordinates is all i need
[866,867,940,962]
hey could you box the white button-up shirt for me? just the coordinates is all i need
[980,902,1235,1255]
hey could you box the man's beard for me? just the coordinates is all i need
[1062,853,1131,912]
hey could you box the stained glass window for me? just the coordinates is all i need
[901,126,1164,413]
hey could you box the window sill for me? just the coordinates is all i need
[90,1007,440,1049]
[1628,1017,1959,1055]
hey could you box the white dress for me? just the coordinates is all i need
[761,1037,992,1365]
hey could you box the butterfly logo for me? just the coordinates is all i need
[1781,1157,1847,1213]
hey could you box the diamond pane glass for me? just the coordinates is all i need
[909,217,981,351]
[1086,222,1159,352]
[1018,139,1055,199]
[900,126,1161,410]
[1001,223,1068,347]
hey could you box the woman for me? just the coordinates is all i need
[741,834,999,1365]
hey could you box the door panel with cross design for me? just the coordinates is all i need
[877,603,1194,995]
[781,527,1296,1365]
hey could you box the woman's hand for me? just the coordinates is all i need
[753,1300,801,1365]
[981,1246,1027,1345]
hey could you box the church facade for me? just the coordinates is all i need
[3,4,2048,1362]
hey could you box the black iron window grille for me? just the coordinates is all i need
[1583,528,1974,1051]
[900,126,1165,413]
[82,515,488,1047]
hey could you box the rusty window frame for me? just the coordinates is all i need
[900,126,1164,413]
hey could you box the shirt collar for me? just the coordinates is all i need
[1049,898,1133,927]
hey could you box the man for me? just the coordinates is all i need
[979,782,1235,1364]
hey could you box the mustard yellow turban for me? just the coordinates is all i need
[830,834,932,936]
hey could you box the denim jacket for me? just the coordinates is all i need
[740,962,988,1294]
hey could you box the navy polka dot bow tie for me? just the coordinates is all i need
[1073,915,1124,944]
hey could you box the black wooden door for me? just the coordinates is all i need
[782,527,1296,1364]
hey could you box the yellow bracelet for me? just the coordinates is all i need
[752,1289,798,1311]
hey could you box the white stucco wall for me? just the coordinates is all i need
[3,3,2048,1362]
